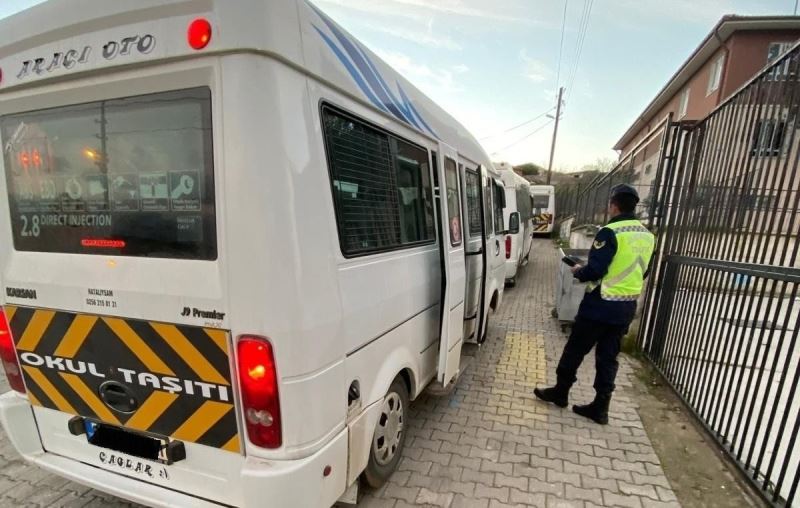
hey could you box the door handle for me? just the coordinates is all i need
[495,239,500,256]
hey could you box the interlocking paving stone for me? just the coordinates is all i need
[0,241,677,506]
[363,241,677,506]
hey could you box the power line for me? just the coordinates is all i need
[565,0,589,100]
[554,0,569,91]
[490,119,554,156]
[479,107,556,141]
[565,0,595,104]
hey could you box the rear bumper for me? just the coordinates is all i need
[0,392,348,508]
[504,258,519,280]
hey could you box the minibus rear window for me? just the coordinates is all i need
[532,194,551,209]
[1,88,216,260]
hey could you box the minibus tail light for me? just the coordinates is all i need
[505,235,512,259]
[237,336,281,449]
[188,18,212,50]
[0,310,25,394]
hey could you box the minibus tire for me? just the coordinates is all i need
[363,376,410,488]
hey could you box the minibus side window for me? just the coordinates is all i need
[444,158,462,246]
[465,169,481,237]
[431,151,439,188]
[394,139,435,245]
[516,187,532,223]
[493,181,504,233]
[483,177,493,237]
[321,107,435,256]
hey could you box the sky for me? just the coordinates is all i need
[310,0,800,170]
[2,0,799,170]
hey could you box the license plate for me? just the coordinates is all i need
[84,420,183,465]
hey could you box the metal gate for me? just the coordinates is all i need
[639,43,800,506]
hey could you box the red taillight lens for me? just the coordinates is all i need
[188,18,212,50]
[237,336,281,449]
[505,235,512,259]
[0,310,25,394]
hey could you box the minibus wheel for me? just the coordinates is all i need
[363,376,409,488]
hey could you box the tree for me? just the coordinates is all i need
[514,162,545,176]
[579,157,616,174]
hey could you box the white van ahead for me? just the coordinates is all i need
[495,164,532,286]
[0,1,506,507]
[531,184,556,235]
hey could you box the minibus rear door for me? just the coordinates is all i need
[435,144,467,386]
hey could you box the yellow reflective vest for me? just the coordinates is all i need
[586,220,655,302]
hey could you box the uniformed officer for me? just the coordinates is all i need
[534,184,655,425]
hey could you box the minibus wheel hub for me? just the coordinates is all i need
[373,393,404,465]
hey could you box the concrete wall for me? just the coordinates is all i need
[569,225,599,250]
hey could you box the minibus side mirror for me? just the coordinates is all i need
[508,212,520,235]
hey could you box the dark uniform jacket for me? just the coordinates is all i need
[573,213,646,326]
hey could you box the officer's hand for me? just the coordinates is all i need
[570,264,582,274]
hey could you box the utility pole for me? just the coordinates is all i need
[547,86,564,185]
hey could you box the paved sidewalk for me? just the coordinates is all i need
[0,240,678,507]
[361,240,679,507]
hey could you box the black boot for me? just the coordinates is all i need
[573,393,611,425]
[534,385,569,408]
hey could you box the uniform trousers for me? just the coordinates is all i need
[556,315,628,396]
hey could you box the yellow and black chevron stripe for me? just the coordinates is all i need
[534,213,553,232]
[4,306,240,454]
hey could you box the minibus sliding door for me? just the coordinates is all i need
[435,143,467,386]
[475,165,489,343]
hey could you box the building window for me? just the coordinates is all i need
[768,42,793,64]
[743,192,774,211]
[707,54,725,95]
[322,107,435,256]
[678,88,690,119]
[767,42,794,79]
[751,119,785,157]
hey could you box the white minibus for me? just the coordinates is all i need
[495,164,533,286]
[531,184,556,235]
[0,1,506,507]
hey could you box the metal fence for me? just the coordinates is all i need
[555,116,671,228]
[640,42,800,507]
